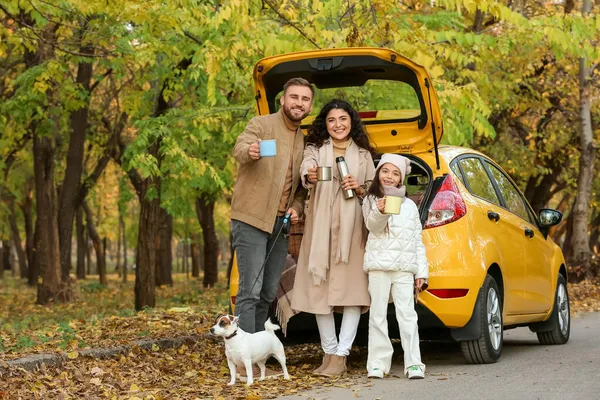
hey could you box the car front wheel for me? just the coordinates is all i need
[460,275,503,364]
[536,274,570,345]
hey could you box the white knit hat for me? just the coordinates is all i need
[375,153,412,183]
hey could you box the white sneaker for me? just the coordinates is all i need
[407,365,425,379]
[368,368,384,379]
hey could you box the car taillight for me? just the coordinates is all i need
[231,296,236,305]
[428,289,469,298]
[424,174,466,229]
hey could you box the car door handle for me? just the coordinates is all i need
[524,228,534,238]
[487,211,500,222]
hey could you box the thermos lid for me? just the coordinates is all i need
[335,156,345,162]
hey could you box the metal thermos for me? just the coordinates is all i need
[336,156,355,199]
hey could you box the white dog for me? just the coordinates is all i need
[210,315,290,386]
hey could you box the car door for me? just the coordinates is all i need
[484,161,553,314]
[454,157,526,315]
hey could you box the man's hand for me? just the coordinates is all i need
[249,140,261,160]
[376,198,386,213]
[306,164,318,183]
[286,208,299,225]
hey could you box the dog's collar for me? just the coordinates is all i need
[225,330,238,340]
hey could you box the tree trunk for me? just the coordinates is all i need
[195,198,219,288]
[20,187,35,279]
[191,231,202,278]
[135,174,161,310]
[34,135,71,304]
[103,237,108,272]
[121,214,127,283]
[83,201,107,285]
[569,0,596,279]
[86,228,92,275]
[58,38,94,280]
[0,241,4,280]
[116,214,121,276]
[28,219,40,287]
[182,238,188,277]
[588,210,600,252]
[8,198,28,279]
[524,162,563,214]
[76,207,86,279]
[156,208,173,286]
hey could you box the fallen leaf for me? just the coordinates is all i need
[90,367,105,376]
[151,344,160,352]
[89,378,102,385]
[129,383,141,392]
[67,351,79,360]
[167,307,191,313]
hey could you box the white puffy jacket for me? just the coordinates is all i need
[362,195,428,278]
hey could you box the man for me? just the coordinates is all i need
[231,77,314,335]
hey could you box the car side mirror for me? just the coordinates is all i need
[539,209,562,227]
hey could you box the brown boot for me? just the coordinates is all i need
[319,355,346,377]
[312,354,333,375]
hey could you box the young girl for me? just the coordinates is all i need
[292,99,375,377]
[362,153,428,380]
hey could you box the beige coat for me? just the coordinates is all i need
[291,142,375,315]
[231,110,305,233]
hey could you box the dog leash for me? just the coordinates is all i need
[248,213,291,294]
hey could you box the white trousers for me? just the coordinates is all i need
[367,270,425,375]
[315,306,361,356]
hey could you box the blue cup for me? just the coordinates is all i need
[259,140,277,157]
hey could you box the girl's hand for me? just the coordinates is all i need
[414,278,427,291]
[307,165,318,183]
[376,198,386,213]
[341,174,360,191]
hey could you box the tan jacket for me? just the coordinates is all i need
[231,110,306,233]
[291,144,375,314]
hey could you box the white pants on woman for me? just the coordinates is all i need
[367,270,425,375]
[316,306,361,356]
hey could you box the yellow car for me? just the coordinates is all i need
[230,47,569,364]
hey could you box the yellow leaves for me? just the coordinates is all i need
[151,343,160,352]
[167,307,191,313]
[67,351,79,359]
[129,383,141,392]
[430,66,445,79]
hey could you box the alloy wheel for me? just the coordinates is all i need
[487,288,502,351]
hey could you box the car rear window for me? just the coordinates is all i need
[276,80,421,126]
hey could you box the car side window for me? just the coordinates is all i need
[485,162,533,223]
[458,158,500,206]
[450,163,465,186]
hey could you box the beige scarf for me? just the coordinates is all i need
[307,139,360,286]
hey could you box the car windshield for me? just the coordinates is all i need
[275,80,421,126]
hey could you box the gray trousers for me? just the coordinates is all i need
[231,217,288,333]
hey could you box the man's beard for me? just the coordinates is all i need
[282,104,309,122]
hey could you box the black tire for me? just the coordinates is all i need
[537,274,570,345]
[460,275,503,364]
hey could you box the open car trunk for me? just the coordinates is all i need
[253,47,444,160]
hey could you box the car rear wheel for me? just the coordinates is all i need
[460,275,503,364]
[536,274,570,345]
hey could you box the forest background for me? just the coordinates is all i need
[0,0,599,373]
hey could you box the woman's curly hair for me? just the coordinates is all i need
[305,99,375,155]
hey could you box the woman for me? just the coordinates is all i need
[291,99,375,376]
